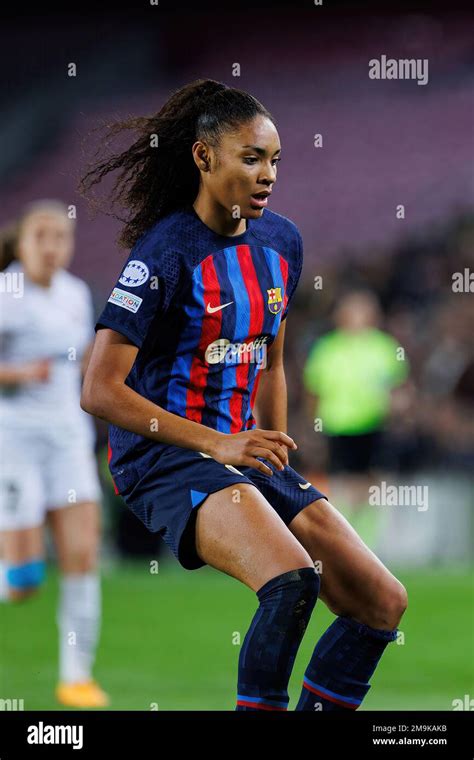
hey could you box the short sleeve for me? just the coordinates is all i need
[95,235,182,348]
[281,227,303,321]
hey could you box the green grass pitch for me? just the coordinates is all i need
[1,560,473,711]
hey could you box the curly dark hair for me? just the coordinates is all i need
[78,78,275,249]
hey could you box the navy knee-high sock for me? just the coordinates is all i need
[296,615,398,711]
[236,567,320,711]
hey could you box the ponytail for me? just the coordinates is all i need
[78,78,274,249]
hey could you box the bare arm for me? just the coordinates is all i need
[81,328,297,476]
[81,341,94,380]
[80,328,221,455]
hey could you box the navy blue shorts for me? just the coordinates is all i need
[118,445,327,570]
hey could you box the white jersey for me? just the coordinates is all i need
[0,259,95,438]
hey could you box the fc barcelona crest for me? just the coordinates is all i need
[267,286,283,315]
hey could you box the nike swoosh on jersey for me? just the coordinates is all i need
[298,482,312,489]
[206,301,234,313]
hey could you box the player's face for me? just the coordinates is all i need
[211,116,281,219]
[17,211,75,283]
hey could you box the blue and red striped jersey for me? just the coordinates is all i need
[95,203,303,494]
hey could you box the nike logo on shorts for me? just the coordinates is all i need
[298,482,311,489]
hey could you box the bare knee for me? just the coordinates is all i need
[367,580,408,630]
[57,543,97,573]
[49,501,100,574]
[390,581,409,625]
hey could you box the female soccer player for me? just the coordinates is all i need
[0,200,109,708]
[80,79,407,711]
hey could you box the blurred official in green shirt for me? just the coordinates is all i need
[304,290,409,475]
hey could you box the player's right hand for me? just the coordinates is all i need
[210,429,297,476]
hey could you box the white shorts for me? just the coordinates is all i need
[0,423,102,531]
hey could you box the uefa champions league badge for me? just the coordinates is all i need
[119,260,150,287]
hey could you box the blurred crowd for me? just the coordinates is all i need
[285,212,474,474]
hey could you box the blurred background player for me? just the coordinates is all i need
[0,200,109,708]
[303,290,410,542]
